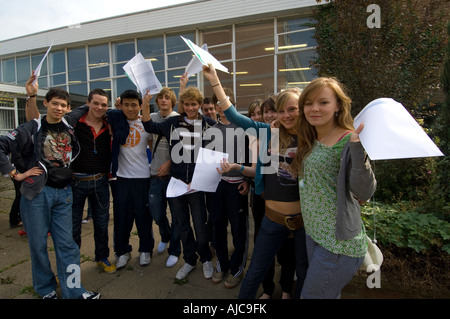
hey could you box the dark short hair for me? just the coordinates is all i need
[120,90,142,105]
[261,95,276,112]
[45,87,70,105]
[203,97,213,105]
[88,88,109,103]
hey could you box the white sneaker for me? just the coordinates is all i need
[203,260,214,279]
[166,255,179,268]
[116,252,130,269]
[157,241,168,254]
[139,252,151,266]
[175,263,195,280]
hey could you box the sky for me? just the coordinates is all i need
[0,0,194,41]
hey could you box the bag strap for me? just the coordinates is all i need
[151,134,163,160]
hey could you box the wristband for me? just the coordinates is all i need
[217,96,230,106]
[26,95,36,102]
[211,83,220,88]
[239,165,244,172]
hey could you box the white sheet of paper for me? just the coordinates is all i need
[33,42,54,85]
[130,60,162,95]
[123,53,145,87]
[181,36,229,74]
[354,98,444,160]
[185,44,208,78]
[166,177,197,198]
[190,148,229,192]
[123,53,162,94]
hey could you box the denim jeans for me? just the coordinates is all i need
[168,191,211,266]
[238,216,308,299]
[301,234,364,299]
[71,175,110,261]
[206,180,249,276]
[113,177,154,256]
[20,186,87,299]
[148,178,181,257]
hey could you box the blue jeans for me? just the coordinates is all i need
[149,178,181,257]
[301,234,364,299]
[206,180,248,276]
[20,186,88,299]
[168,191,211,266]
[238,216,308,299]
[71,175,110,261]
[113,177,154,256]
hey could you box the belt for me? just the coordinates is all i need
[150,175,170,180]
[73,173,106,181]
[265,205,303,230]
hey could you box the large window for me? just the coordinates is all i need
[49,50,66,87]
[2,59,16,83]
[68,47,87,96]
[16,56,30,86]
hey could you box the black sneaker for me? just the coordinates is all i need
[80,291,101,299]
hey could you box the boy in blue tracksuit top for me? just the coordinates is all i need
[141,86,216,281]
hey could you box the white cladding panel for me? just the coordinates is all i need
[0,0,320,57]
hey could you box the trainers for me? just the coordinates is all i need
[212,270,225,283]
[82,216,92,224]
[139,252,151,266]
[166,255,179,268]
[42,290,57,299]
[116,252,131,269]
[80,291,101,299]
[224,272,244,289]
[157,241,168,254]
[97,258,116,273]
[175,263,195,280]
[203,260,214,279]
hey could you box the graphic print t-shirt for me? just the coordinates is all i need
[117,119,151,178]
[41,120,72,169]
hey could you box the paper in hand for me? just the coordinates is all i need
[181,36,228,74]
[33,42,54,85]
[190,148,229,192]
[123,53,162,95]
[185,44,208,78]
[354,98,444,160]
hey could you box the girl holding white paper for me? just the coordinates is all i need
[203,63,308,299]
[291,77,377,298]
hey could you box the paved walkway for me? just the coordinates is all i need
[0,177,400,302]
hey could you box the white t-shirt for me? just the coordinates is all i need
[117,119,151,178]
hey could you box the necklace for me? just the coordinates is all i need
[320,125,337,144]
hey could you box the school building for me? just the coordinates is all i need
[0,0,323,135]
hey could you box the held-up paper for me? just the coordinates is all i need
[181,36,229,74]
[33,42,54,85]
[190,148,229,192]
[185,44,208,78]
[354,98,444,160]
[123,53,162,95]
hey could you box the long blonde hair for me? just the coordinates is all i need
[274,88,301,153]
[291,77,354,175]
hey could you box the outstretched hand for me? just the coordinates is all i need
[26,71,39,96]
[202,64,218,84]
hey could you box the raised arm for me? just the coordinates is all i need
[202,64,231,111]
[25,72,40,121]
[177,72,189,114]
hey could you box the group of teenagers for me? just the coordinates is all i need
[0,62,376,300]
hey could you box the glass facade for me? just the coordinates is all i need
[0,14,316,117]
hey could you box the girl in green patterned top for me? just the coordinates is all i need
[291,77,377,298]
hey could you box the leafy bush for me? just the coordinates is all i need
[362,202,450,254]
